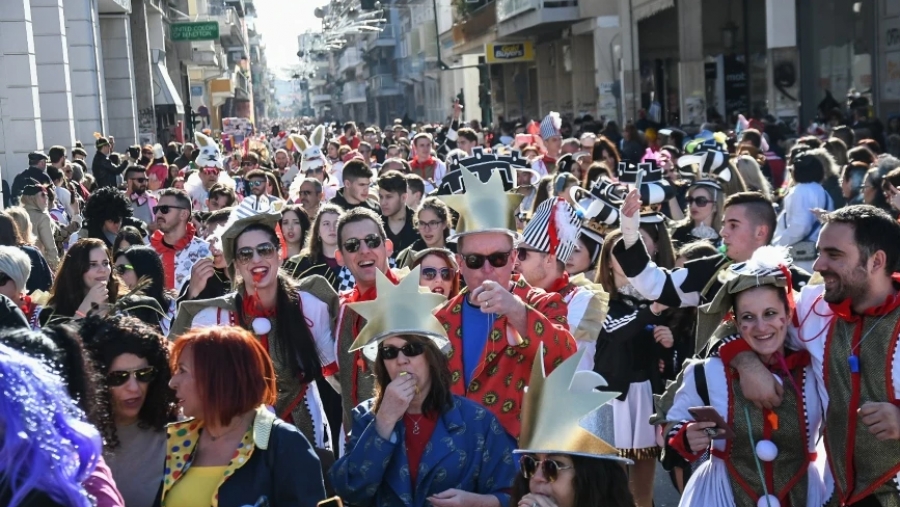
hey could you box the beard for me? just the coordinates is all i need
[820,265,868,304]
[133,186,146,195]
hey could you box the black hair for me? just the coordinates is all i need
[117,245,171,311]
[124,164,146,180]
[280,204,311,248]
[113,226,144,255]
[47,165,64,182]
[847,146,876,166]
[79,315,176,449]
[723,192,777,243]
[405,173,425,195]
[83,187,133,246]
[343,159,374,183]
[824,204,900,273]
[48,145,67,164]
[377,170,408,195]
[232,223,323,381]
[157,187,192,212]
[510,454,635,507]
[337,207,387,247]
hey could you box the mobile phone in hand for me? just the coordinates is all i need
[688,406,735,440]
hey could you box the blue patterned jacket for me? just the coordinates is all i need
[330,395,517,507]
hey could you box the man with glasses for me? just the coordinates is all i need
[297,178,324,219]
[125,165,156,227]
[332,207,398,429]
[434,160,576,439]
[514,197,607,372]
[377,171,419,259]
[149,188,209,291]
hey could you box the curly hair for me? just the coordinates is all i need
[78,315,177,450]
[83,187,132,244]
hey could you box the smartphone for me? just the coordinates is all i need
[688,406,735,440]
[317,497,344,507]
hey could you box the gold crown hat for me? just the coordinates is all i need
[438,166,524,242]
[212,195,284,266]
[516,348,632,464]
[347,266,450,361]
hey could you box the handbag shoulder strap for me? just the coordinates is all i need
[694,361,710,406]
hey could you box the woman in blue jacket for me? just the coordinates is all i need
[330,268,517,507]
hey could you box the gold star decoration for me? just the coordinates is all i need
[438,167,523,239]
[347,266,450,359]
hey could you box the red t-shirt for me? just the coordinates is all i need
[404,411,438,488]
[339,135,361,150]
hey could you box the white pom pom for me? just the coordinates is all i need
[251,317,272,335]
[755,440,779,462]
[553,199,579,245]
[757,495,780,507]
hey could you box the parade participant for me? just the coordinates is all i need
[146,144,168,192]
[411,248,460,298]
[149,188,209,292]
[173,143,194,169]
[532,112,563,177]
[0,210,52,292]
[339,121,361,150]
[163,327,327,507]
[511,349,635,507]
[284,204,345,290]
[19,180,62,271]
[0,344,103,507]
[516,196,609,372]
[722,205,900,507]
[82,186,133,250]
[405,173,425,210]
[92,133,128,189]
[170,196,338,452]
[184,132,233,212]
[39,238,163,327]
[295,177,325,218]
[181,209,231,302]
[115,245,175,334]
[378,170,420,259]
[669,180,723,249]
[410,133,447,194]
[274,148,299,188]
[332,159,380,213]
[80,315,177,507]
[125,165,157,227]
[664,246,828,507]
[0,245,39,329]
[331,268,517,507]
[280,204,310,259]
[395,197,454,268]
[566,225,603,282]
[435,162,576,438]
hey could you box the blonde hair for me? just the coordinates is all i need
[6,207,35,245]
[734,155,772,199]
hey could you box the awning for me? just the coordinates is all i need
[210,78,235,107]
[633,0,674,21]
[152,49,185,114]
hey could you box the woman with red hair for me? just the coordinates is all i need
[163,327,326,507]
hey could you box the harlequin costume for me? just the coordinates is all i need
[719,277,900,507]
[530,112,562,177]
[435,160,577,439]
[666,247,828,507]
[169,196,340,452]
[330,267,517,507]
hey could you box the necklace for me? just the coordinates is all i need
[847,312,889,374]
[406,413,424,435]
[206,423,244,442]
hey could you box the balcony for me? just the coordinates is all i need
[449,0,498,54]
[312,93,332,104]
[209,0,245,48]
[496,0,580,38]
[369,75,401,97]
[337,48,362,74]
[190,40,221,68]
[365,25,397,51]
[342,82,367,104]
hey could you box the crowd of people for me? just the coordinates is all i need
[1,101,900,507]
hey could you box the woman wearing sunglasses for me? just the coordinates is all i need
[331,268,517,507]
[395,197,455,268]
[80,315,177,507]
[669,180,723,250]
[284,204,345,291]
[163,326,327,507]
[39,238,163,327]
[114,245,176,335]
[171,196,338,457]
[410,247,460,297]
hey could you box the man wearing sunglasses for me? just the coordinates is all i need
[434,165,576,439]
[125,165,157,227]
[149,188,209,292]
[514,198,606,372]
[332,208,401,426]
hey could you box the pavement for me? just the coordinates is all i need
[653,462,682,507]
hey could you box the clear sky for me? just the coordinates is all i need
[253,0,328,78]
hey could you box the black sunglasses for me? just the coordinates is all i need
[421,267,453,281]
[236,242,277,265]
[106,366,157,387]
[685,196,713,207]
[129,177,148,184]
[342,234,382,253]
[516,247,543,262]
[519,455,574,483]
[461,250,512,270]
[248,180,265,188]
[381,342,425,360]
[115,264,134,275]
[305,167,325,174]
[153,205,187,215]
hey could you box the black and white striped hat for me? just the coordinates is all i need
[521,197,583,264]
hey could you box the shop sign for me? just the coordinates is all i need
[497,0,537,23]
[485,42,535,64]
[171,22,220,42]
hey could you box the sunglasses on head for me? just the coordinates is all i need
[106,366,157,387]
[236,242,277,265]
[685,196,713,207]
[115,264,133,275]
[152,205,187,215]
[519,455,573,483]
[381,342,425,360]
[342,234,382,253]
[461,250,512,270]
[421,267,453,281]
